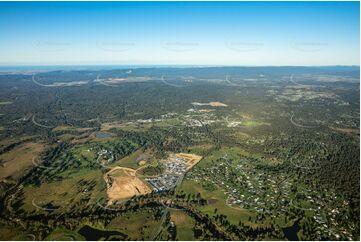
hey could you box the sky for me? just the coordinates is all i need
[0,1,359,66]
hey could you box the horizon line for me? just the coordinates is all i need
[0,64,359,68]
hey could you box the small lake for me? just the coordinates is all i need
[78,225,127,240]
[283,221,300,241]
[95,133,112,138]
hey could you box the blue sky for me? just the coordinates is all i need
[0,1,359,66]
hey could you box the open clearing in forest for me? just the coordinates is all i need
[0,101,13,105]
[192,101,228,107]
[331,127,360,135]
[101,121,125,131]
[106,76,153,83]
[209,101,228,107]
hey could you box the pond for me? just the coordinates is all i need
[283,221,300,241]
[77,225,127,240]
[95,133,112,138]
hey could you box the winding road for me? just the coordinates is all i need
[161,75,188,88]
[31,114,54,129]
[290,114,319,129]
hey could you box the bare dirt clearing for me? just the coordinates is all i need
[103,76,153,84]
[138,160,147,166]
[331,127,360,135]
[105,166,152,202]
[209,102,228,107]
[192,101,228,107]
[175,153,203,170]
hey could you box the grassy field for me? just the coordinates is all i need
[0,101,13,105]
[0,142,45,181]
[0,225,30,240]
[170,210,196,240]
[44,228,85,241]
[71,144,97,164]
[112,149,143,169]
[195,146,249,169]
[187,143,215,156]
[180,179,254,226]
[0,135,39,147]
[21,168,105,213]
[107,210,160,240]
[241,120,270,127]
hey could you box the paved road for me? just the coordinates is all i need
[31,114,54,129]
[290,115,319,129]
[151,174,186,239]
[161,75,188,88]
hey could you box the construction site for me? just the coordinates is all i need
[105,153,202,201]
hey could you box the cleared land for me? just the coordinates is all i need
[175,153,203,170]
[209,101,228,107]
[192,101,228,107]
[107,76,153,83]
[104,152,201,201]
[0,101,13,105]
[105,166,152,202]
[331,127,360,135]
[138,160,147,166]
[101,121,125,131]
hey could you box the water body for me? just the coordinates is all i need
[95,133,112,138]
[78,225,127,240]
[283,221,300,241]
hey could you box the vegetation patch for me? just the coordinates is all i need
[0,142,45,181]
[0,101,13,105]
[44,227,85,241]
[170,210,197,240]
